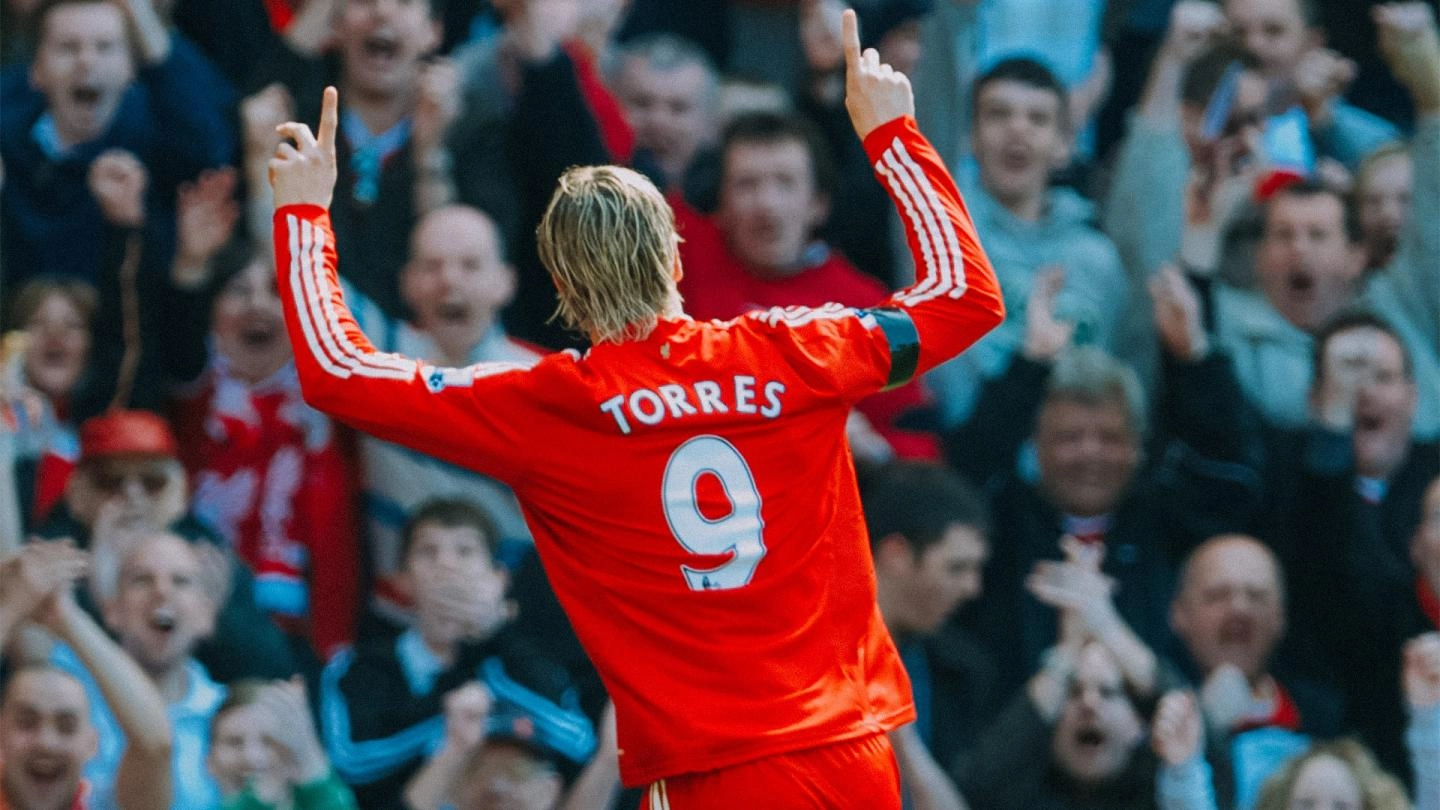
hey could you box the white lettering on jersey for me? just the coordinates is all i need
[658,384,699,418]
[760,381,786,418]
[629,389,667,426]
[597,376,787,434]
[734,376,757,415]
[694,381,728,414]
[600,395,632,435]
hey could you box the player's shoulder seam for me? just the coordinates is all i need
[744,303,861,329]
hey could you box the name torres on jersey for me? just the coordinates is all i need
[599,376,786,435]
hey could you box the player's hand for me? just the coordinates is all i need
[1152,690,1205,766]
[841,8,914,140]
[1404,632,1440,710]
[1021,266,1075,363]
[1150,263,1210,362]
[88,150,148,229]
[270,86,339,210]
[1375,3,1440,113]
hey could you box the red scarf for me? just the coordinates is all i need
[1233,680,1302,733]
[172,364,360,656]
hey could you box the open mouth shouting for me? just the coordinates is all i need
[238,318,281,350]
[435,301,473,326]
[148,605,178,636]
[357,30,403,75]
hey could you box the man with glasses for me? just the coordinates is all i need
[30,409,298,682]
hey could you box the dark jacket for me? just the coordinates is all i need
[946,352,1265,694]
[1259,426,1440,781]
[319,625,587,809]
[0,36,234,287]
[899,622,1001,773]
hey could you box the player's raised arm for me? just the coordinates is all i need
[268,88,529,478]
[841,9,1004,381]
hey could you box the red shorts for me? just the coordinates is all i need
[641,733,900,810]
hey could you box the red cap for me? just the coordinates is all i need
[79,409,179,460]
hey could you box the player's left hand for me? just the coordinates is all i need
[270,86,338,210]
[841,9,914,140]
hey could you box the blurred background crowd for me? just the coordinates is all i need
[1,0,1439,808]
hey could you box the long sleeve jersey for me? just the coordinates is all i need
[274,115,1004,787]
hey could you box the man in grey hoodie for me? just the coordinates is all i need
[927,58,1128,429]
[1106,2,1439,439]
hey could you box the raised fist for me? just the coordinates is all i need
[442,682,493,751]
[88,150,148,229]
[1375,3,1440,111]
[1161,1,1229,65]
[1152,690,1205,766]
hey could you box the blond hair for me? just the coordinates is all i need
[536,165,679,344]
[1253,739,1411,810]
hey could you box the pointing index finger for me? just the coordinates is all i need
[842,8,861,74]
[318,86,339,155]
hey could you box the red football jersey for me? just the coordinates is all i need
[274,116,1003,786]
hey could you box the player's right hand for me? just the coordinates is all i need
[842,9,914,141]
[270,85,339,210]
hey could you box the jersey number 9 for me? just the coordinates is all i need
[661,435,768,591]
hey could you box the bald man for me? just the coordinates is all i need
[1170,534,1343,807]
[400,205,520,369]
[351,204,543,632]
[1171,535,1288,690]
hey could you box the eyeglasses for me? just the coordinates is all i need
[91,468,171,496]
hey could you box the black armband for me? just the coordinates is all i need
[861,306,920,390]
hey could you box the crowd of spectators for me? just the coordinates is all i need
[2,0,1439,808]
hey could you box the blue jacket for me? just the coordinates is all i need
[0,34,234,287]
